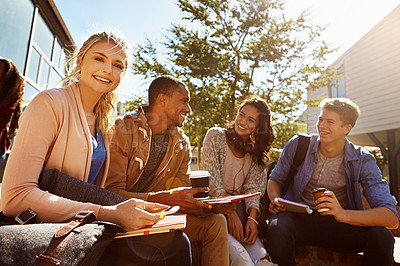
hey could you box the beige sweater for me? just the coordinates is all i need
[201,127,267,212]
[1,83,110,222]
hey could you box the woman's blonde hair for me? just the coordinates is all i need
[62,31,131,135]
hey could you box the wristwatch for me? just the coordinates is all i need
[15,208,37,225]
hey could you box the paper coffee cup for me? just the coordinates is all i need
[189,170,210,198]
[312,188,329,212]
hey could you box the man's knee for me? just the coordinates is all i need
[185,213,227,243]
[265,213,298,264]
[266,213,296,252]
[190,213,227,246]
[206,213,228,237]
[267,213,296,239]
[368,227,394,251]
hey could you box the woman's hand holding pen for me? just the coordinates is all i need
[268,197,286,214]
[98,199,166,231]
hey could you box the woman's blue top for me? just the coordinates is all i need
[87,130,106,185]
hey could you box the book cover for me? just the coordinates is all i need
[277,198,313,214]
[114,214,187,239]
[200,192,261,204]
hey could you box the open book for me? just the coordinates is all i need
[114,214,187,239]
[277,198,313,214]
[199,192,261,204]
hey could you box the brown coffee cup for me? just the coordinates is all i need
[312,188,329,212]
[189,170,210,198]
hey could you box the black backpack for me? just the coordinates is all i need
[258,134,310,237]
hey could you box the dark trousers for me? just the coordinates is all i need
[99,231,192,265]
[265,212,394,266]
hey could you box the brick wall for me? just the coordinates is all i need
[295,245,363,266]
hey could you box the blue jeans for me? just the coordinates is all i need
[99,231,192,265]
[265,212,394,266]
[227,201,267,265]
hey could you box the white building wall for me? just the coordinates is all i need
[307,5,400,138]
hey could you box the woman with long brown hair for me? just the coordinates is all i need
[0,58,24,162]
[201,97,275,265]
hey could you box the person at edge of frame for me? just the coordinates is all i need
[265,97,399,266]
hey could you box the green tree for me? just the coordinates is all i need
[130,0,337,165]
[367,147,388,179]
[125,94,147,113]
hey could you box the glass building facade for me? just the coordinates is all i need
[0,0,73,102]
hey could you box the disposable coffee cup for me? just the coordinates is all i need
[189,170,210,198]
[312,188,329,212]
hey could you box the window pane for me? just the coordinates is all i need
[0,0,34,72]
[33,12,54,60]
[28,48,41,83]
[330,87,337,98]
[39,60,50,89]
[49,68,62,89]
[53,41,62,69]
[24,82,40,101]
[60,50,67,73]
[337,76,346,98]
[330,79,337,98]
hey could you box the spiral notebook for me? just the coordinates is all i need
[277,198,313,214]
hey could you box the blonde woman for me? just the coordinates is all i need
[1,31,191,265]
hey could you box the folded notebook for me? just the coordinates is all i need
[114,214,187,239]
[200,192,261,204]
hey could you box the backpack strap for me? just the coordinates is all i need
[282,134,311,195]
[36,211,96,266]
[292,134,311,168]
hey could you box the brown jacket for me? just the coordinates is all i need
[106,106,192,200]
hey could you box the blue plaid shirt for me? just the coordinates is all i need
[270,134,398,218]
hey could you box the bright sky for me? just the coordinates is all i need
[53,0,400,102]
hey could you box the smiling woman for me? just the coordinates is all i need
[0,31,192,265]
[200,97,276,265]
[1,30,133,223]
[61,31,131,137]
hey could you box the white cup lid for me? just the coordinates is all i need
[189,170,210,178]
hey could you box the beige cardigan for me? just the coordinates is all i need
[1,83,110,222]
[201,127,267,212]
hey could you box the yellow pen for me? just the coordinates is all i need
[159,210,166,219]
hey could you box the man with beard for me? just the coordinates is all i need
[106,75,232,265]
